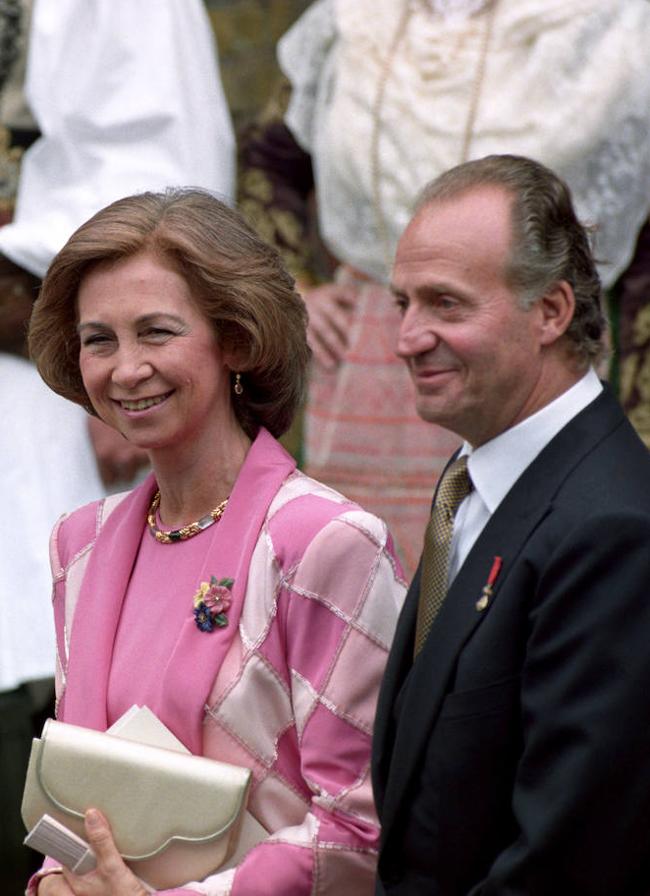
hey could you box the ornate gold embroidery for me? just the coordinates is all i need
[269,207,302,246]
[632,303,650,347]
[239,197,276,244]
[635,352,650,401]
[619,354,640,405]
[0,124,24,216]
[241,167,273,203]
[628,403,650,448]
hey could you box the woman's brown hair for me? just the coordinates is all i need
[29,188,310,438]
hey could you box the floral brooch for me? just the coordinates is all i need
[193,576,233,632]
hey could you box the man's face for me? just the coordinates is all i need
[392,186,551,447]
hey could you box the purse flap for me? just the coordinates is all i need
[32,719,251,861]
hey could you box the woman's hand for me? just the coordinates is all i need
[39,809,150,896]
[302,281,357,370]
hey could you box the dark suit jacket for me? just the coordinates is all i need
[372,386,650,895]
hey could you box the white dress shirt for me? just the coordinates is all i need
[447,368,603,581]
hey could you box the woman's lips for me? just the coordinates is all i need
[114,391,172,412]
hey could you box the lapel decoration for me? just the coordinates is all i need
[476,555,502,611]
[193,576,234,632]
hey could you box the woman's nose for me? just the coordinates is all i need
[111,348,154,389]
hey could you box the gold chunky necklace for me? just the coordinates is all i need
[146,491,229,544]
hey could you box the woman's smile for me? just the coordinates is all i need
[115,392,173,414]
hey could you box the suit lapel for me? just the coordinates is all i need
[372,561,421,812]
[378,493,551,843]
[62,429,296,752]
[64,475,157,730]
[158,429,295,754]
[377,385,626,844]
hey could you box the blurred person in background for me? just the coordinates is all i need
[0,354,103,894]
[239,0,650,577]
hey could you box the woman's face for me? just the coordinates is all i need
[77,250,234,458]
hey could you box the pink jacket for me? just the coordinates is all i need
[47,429,405,895]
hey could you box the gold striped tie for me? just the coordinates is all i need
[414,456,472,657]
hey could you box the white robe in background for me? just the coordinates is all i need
[0,0,235,277]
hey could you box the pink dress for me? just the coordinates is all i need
[43,429,405,895]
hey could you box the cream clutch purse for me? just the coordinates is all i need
[21,714,253,889]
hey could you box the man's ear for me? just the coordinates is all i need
[538,280,575,347]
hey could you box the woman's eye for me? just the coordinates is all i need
[82,333,111,347]
[143,327,174,339]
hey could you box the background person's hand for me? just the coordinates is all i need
[302,281,357,370]
[87,416,149,487]
[0,254,40,356]
[40,809,150,896]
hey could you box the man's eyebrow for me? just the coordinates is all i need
[397,281,466,301]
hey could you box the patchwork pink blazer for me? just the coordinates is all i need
[48,429,405,895]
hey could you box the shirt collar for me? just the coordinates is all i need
[462,368,603,515]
